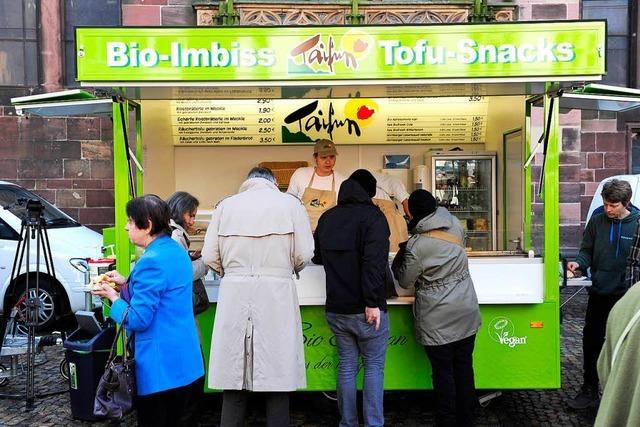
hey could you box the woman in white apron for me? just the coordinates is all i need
[372,190,409,253]
[368,172,410,252]
[287,139,346,231]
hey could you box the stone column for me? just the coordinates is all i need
[40,0,63,92]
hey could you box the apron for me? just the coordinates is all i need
[301,170,336,231]
[373,195,409,252]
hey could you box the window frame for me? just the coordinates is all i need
[626,123,640,173]
[632,0,639,88]
[0,0,40,87]
[0,215,21,241]
[582,0,632,87]
[62,0,121,88]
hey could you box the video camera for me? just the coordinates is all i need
[16,198,44,226]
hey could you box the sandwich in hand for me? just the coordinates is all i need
[91,273,119,292]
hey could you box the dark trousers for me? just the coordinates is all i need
[220,390,289,427]
[424,334,477,427]
[136,375,204,427]
[583,293,623,387]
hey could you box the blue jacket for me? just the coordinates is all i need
[110,235,204,396]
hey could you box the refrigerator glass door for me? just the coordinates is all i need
[433,157,494,251]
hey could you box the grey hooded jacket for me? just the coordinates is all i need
[392,207,481,346]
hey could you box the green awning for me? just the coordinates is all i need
[574,83,640,97]
[559,83,640,112]
[11,89,113,116]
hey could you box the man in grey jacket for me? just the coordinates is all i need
[392,189,481,427]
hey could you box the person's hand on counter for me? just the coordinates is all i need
[567,261,579,272]
[365,306,381,330]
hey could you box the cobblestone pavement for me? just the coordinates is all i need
[0,287,597,426]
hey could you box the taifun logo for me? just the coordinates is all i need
[287,30,373,75]
[488,316,527,348]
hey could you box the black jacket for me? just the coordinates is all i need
[312,179,390,314]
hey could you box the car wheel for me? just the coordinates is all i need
[11,278,60,332]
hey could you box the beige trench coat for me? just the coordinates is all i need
[202,178,314,391]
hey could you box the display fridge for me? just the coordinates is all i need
[424,151,497,251]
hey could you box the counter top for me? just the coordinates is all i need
[205,255,544,306]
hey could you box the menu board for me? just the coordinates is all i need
[170,86,282,100]
[385,97,486,144]
[172,99,278,145]
[171,96,488,146]
[135,83,499,101]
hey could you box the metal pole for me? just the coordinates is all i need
[25,220,35,410]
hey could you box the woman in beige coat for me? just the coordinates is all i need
[202,167,314,427]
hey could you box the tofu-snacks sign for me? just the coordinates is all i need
[76,21,605,82]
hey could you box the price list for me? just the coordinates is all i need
[171,99,279,145]
[385,84,487,98]
[172,86,281,100]
[171,96,489,146]
[386,96,488,144]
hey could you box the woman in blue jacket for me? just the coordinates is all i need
[92,194,204,426]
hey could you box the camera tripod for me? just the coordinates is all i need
[7,198,56,410]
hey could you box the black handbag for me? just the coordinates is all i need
[94,309,136,420]
[192,278,210,315]
[385,264,398,299]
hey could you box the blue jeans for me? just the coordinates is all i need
[326,311,390,427]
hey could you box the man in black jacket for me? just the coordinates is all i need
[313,169,390,427]
[567,179,638,410]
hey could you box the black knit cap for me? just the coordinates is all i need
[408,189,437,219]
[349,169,377,198]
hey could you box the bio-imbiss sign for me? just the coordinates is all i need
[75,21,606,83]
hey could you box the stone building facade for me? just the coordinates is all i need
[0,0,638,257]
[0,107,115,231]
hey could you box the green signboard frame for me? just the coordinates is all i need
[76,21,606,83]
[62,21,604,392]
[18,20,639,391]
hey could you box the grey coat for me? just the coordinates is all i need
[169,219,208,281]
[392,207,481,346]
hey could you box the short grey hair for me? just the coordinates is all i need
[602,178,632,205]
[247,167,277,185]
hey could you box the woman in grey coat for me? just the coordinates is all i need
[166,191,208,282]
[392,189,481,427]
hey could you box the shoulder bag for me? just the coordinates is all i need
[190,252,210,315]
[192,277,210,315]
[175,224,210,316]
[94,309,136,420]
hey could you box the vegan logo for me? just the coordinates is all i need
[488,316,527,348]
[288,30,373,75]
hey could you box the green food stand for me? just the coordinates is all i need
[12,20,640,392]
